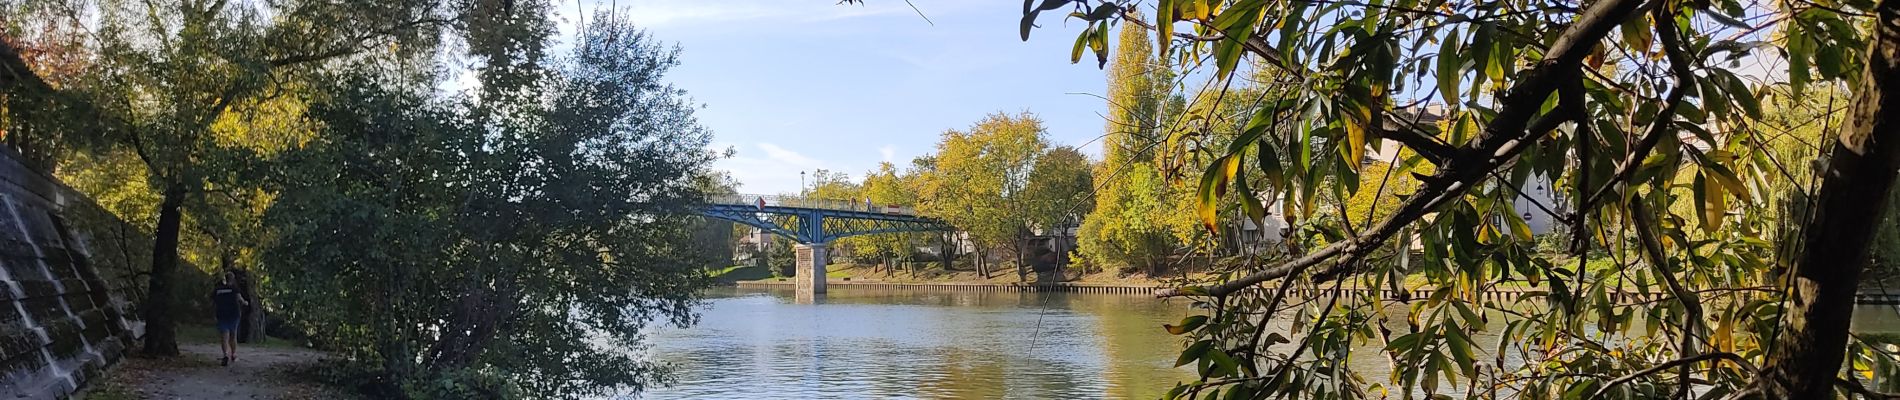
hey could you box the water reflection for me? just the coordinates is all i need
[635,287,1199,399]
[632,287,1900,399]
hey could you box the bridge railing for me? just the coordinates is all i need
[706,194,918,216]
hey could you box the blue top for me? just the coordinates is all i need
[212,285,242,322]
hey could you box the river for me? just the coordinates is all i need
[631,286,1900,399]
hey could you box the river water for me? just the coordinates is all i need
[632,286,1900,399]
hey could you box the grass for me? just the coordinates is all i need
[709,265,775,282]
[826,264,856,278]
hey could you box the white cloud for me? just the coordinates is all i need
[567,0,909,29]
[878,145,896,163]
[715,142,825,195]
[757,142,822,169]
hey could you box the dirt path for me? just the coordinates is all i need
[80,341,348,400]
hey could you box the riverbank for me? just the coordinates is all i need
[76,325,348,400]
[721,264,1900,304]
[713,263,1181,286]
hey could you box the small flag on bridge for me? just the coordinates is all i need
[756,197,766,211]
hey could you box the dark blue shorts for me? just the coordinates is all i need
[217,318,239,333]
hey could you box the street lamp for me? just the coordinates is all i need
[800,171,807,196]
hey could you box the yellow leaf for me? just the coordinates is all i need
[1343,106,1369,167]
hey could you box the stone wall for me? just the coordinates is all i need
[0,148,151,400]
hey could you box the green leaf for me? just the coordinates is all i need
[1020,11,1040,41]
[1486,39,1510,83]
[1238,178,1266,224]
[1221,383,1255,400]
[1620,14,1652,53]
[1205,349,1240,378]
[1164,385,1189,400]
[1176,339,1214,367]
[1470,23,1495,91]
[1166,315,1209,335]
[1157,0,1174,58]
[1451,301,1485,330]
[1081,3,1119,20]
[1210,0,1265,77]
[1090,21,1110,67]
[1385,332,1423,352]
[1718,70,1763,118]
[1436,29,1462,106]
[1816,40,1846,78]
[1698,78,1730,119]
[1070,28,1090,64]
[1789,36,1812,95]
[1444,323,1478,377]
[1257,135,1285,188]
[1506,209,1534,243]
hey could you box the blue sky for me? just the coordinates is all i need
[555,1,1115,195]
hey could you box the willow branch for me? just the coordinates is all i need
[1576,11,1697,213]
[1155,0,1651,298]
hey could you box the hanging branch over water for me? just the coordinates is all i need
[1155,0,1653,298]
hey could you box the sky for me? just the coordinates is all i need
[550,1,1117,195]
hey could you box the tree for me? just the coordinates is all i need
[1017,146,1094,279]
[264,11,717,398]
[14,0,462,356]
[0,2,104,169]
[1077,20,1187,274]
[854,162,925,275]
[915,112,1048,279]
[802,168,865,261]
[1078,163,1178,275]
[1023,146,1095,232]
[1015,0,1900,398]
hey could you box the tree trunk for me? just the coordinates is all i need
[1016,236,1027,283]
[427,277,516,371]
[226,255,263,343]
[142,182,185,356]
[940,232,952,272]
[1752,4,1900,397]
[975,248,987,279]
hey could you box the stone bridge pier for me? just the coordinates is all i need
[794,243,827,297]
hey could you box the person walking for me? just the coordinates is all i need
[212,272,249,366]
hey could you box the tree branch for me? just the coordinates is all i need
[1575,1,1698,218]
[1376,112,1459,163]
[265,17,454,68]
[1156,0,1652,297]
[1588,352,1755,400]
[1839,377,1900,400]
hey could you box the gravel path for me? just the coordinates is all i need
[80,340,346,400]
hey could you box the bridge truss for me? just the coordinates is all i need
[698,194,953,244]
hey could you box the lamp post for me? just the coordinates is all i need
[800,171,807,196]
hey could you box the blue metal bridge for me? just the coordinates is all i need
[698,194,954,244]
